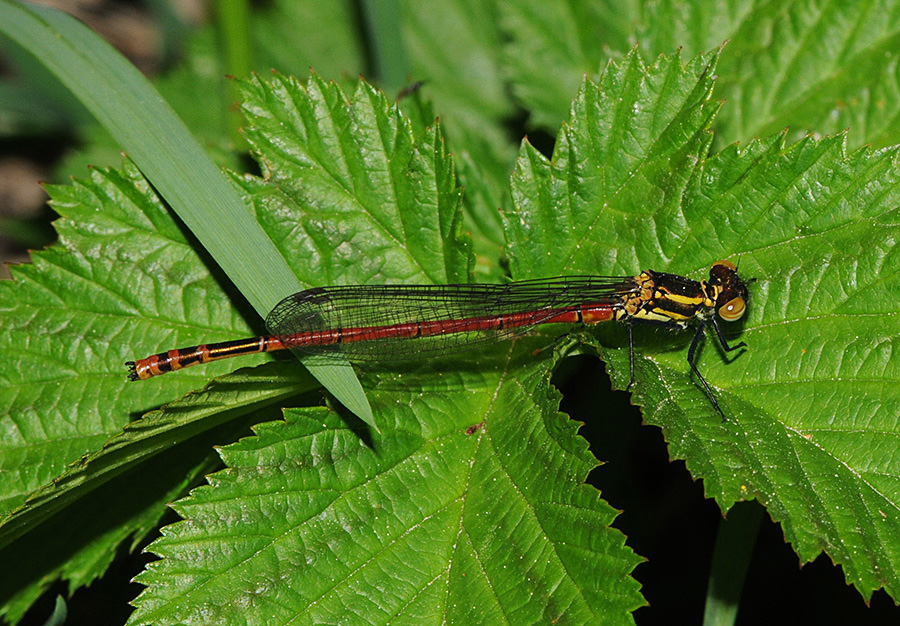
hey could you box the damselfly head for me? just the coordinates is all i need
[709,260,749,322]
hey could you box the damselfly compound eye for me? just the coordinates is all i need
[718,296,746,321]
[713,259,737,271]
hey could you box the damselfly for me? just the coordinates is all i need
[127,261,749,416]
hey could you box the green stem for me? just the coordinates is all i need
[214,0,252,148]
[360,0,408,91]
[703,501,764,626]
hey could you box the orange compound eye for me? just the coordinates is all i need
[718,296,746,321]
[713,259,737,271]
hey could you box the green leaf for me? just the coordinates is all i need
[0,431,219,625]
[125,48,728,625]
[505,49,722,277]
[0,160,298,620]
[704,502,764,626]
[0,0,373,424]
[131,354,643,624]
[362,0,409,90]
[0,161,249,515]
[0,366,317,551]
[639,1,900,149]
[236,72,472,285]
[506,46,900,602]
[0,363,300,622]
[0,2,292,312]
[641,131,900,600]
[6,11,900,618]
[252,0,365,78]
[55,0,366,176]
[404,0,513,126]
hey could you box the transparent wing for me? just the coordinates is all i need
[265,276,638,361]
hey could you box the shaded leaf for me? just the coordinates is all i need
[498,0,641,129]
[0,1,372,424]
[0,160,276,621]
[501,0,900,151]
